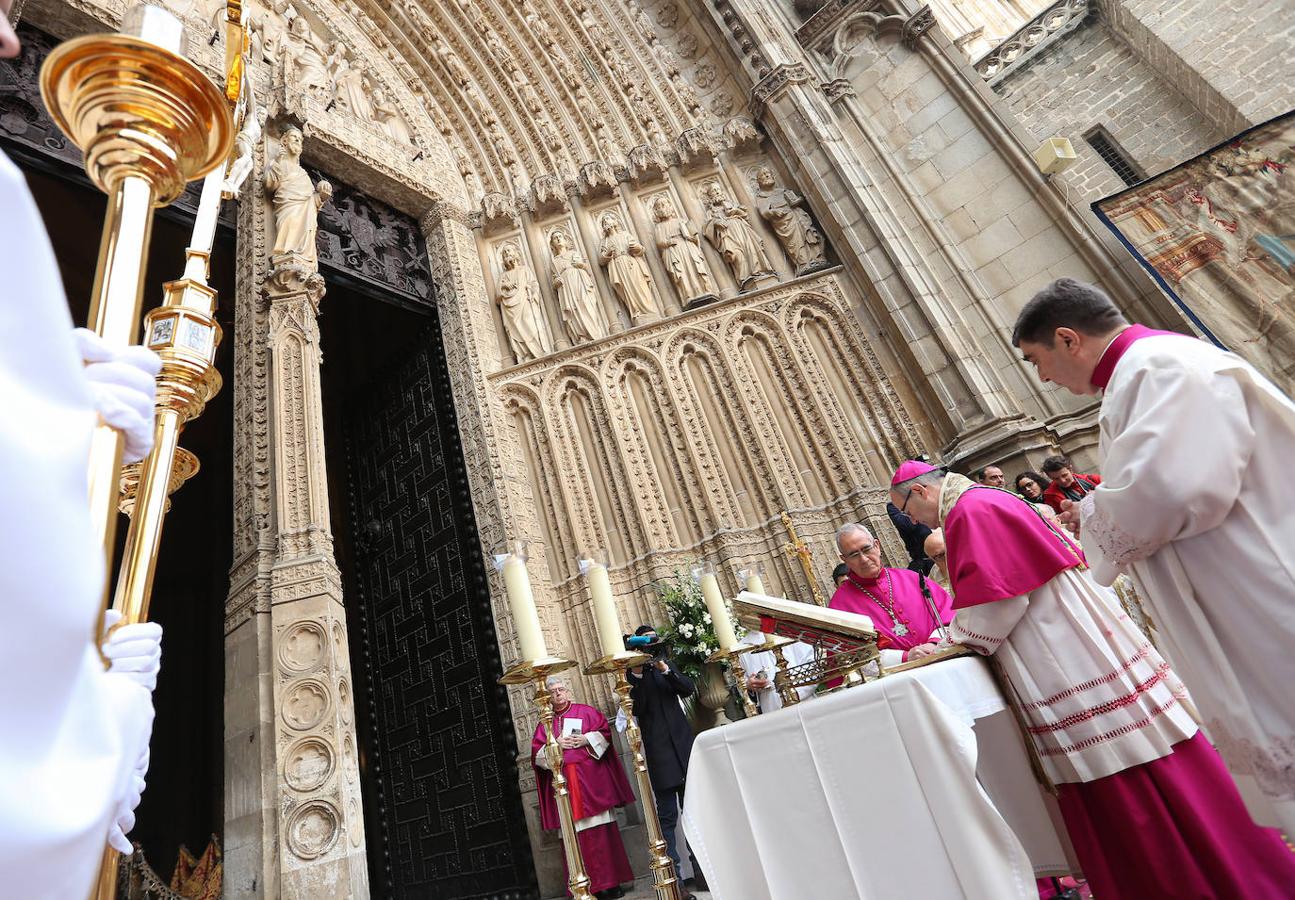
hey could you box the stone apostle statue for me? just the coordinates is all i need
[651,195,714,304]
[597,212,659,324]
[549,229,607,344]
[753,166,826,274]
[281,15,330,103]
[702,181,774,289]
[264,126,332,271]
[496,243,552,363]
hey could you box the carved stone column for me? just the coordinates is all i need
[261,158,369,896]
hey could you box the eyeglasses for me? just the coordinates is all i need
[842,544,877,560]
[899,487,914,513]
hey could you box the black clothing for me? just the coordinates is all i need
[627,661,695,791]
[886,501,934,574]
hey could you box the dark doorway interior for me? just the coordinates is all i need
[320,280,537,899]
[20,164,233,876]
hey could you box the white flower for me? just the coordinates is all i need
[680,622,695,638]
[698,642,710,655]
[702,612,712,624]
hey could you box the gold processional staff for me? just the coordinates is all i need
[38,2,245,896]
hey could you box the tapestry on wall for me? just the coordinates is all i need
[1093,111,1295,391]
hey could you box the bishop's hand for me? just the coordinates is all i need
[1058,499,1081,536]
[905,643,939,661]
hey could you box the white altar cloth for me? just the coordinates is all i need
[681,656,1073,899]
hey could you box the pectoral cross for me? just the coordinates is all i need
[781,512,827,607]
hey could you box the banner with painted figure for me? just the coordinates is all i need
[1093,111,1295,393]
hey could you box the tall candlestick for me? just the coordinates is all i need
[694,565,738,651]
[497,543,548,661]
[738,563,767,597]
[581,554,624,660]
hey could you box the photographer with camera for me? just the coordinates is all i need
[625,625,704,897]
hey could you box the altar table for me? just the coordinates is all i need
[681,656,1075,899]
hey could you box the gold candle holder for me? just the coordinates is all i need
[706,644,759,719]
[758,634,800,708]
[500,656,595,900]
[39,3,233,638]
[585,650,683,900]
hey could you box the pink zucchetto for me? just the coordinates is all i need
[890,459,938,487]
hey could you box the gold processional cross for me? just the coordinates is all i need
[781,512,828,607]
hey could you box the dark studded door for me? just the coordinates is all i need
[341,320,536,899]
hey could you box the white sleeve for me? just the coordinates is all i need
[585,730,609,758]
[1081,363,1253,585]
[534,748,551,770]
[948,596,1030,655]
[879,648,905,667]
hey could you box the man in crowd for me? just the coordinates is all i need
[885,500,933,575]
[532,677,635,900]
[0,10,167,892]
[973,465,1006,488]
[830,523,953,666]
[627,626,702,897]
[1040,454,1100,514]
[831,562,849,589]
[1014,276,1295,836]
[922,529,949,587]
[889,457,1295,898]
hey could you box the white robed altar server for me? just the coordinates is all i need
[0,124,165,895]
[737,631,816,714]
[1013,277,1295,836]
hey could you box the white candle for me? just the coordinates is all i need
[743,573,766,596]
[582,559,625,659]
[502,553,547,661]
[699,571,739,651]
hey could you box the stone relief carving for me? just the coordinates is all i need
[328,43,372,120]
[496,242,553,364]
[264,126,331,292]
[286,800,341,860]
[752,166,829,275]
[279,619,327,672]
[282,678,331,731]
[281,16,332,103]
[549,228,607,344]
[370,88,412,144]
[598,211,660,325]
[650,195,715,305]
[701,181,776,290]
[284,737,335,792]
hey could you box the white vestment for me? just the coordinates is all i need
[1079,334,1295,831]
[738,631,817,714]
[0,151,155,898]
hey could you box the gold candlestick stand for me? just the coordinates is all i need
[585,651,683,900]
[39,4,233,646]
[707,645,759,719]
[500,657,596,900]
[757,634,800,708]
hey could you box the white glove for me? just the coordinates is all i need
[73,327,162,464]
[107,747,150,854]
[102,608,163,692]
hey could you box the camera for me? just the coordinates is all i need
[625,633,669,659]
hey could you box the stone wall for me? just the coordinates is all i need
[994,17,1226,201]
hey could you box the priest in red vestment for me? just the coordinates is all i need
[830,522,954,666]
[532,677,636,899]
[890,459,1295,900]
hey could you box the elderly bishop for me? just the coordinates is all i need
[829,522,953,666]
[891,460,1295,899]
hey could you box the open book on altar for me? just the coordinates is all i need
[734,591,877,653]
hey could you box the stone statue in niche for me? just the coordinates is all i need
[370,88,412,144]
[550,229,607,344]
[265,126,332,274]
[496,243,552,363]
[597,212,660,324]
[701,181,775,290]
[280,15,331,103]
[651,195,714,304]
[328,43,373,121]
[752,166,828,274]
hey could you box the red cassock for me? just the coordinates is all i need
[532,702,637,895]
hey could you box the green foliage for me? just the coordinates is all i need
[653,569,745,683]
